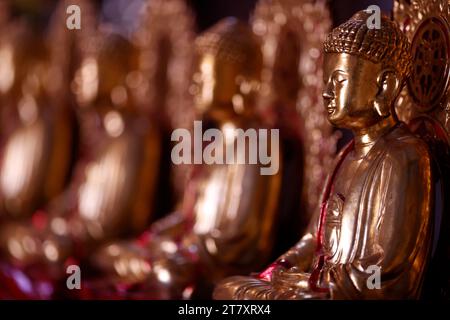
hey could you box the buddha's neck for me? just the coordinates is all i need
[352,115,398,158]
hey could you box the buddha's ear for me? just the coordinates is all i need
[374,68,402,117]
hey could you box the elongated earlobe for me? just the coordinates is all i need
[374,69,402,117]
[373,98,389,117]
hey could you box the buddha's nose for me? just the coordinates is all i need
[323,91,332,99]
[322,90,334,102]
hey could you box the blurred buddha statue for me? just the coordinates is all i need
[0,6,75,221]
[81,18,283,299]
[250,0,336,254]
[0,11,163,298]
[0,1,91,299]
[214,11,434,300]
[134,0,196,211]
[82,0,336,299]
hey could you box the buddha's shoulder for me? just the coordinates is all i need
[383,124,430,163]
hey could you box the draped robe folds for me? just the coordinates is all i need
[214,124,433,300]
[323,124,433,299]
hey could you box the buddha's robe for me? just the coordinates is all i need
[214,123,433,300]
[86,121,283,299]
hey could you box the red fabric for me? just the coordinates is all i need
[308,140,354,293]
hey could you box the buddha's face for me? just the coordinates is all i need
[72,36,138,112]
[193,51,261,122]
[323,53,385,130]
[193,53,246,119]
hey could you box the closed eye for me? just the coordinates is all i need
[332,70,348,84]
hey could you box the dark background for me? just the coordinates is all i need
[191,0,392,30]
[8,0,393,31]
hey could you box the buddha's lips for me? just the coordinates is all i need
[326,103,336,115]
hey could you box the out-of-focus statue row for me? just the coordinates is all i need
[0,0,449,300]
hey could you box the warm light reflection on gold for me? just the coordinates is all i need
[0,44,15,93]
[43,241,59,262]
[154,264,171,284]
[214,10,432,300]
[222,165,244,221]
[0,121,45,205]
[104,111,125,137]
[222,122,237,143]
[50,217,68,236]
[161,240,177,254]
[197,54,215,111]
[193,162,246,235]
[232,94,244,114]
[74,57,99,106]
[193,169,224,234]
[8,239,24,260]
[78,140,127,228]
[86,18,282,298]
[107,244,121,257]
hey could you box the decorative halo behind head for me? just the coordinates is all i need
[137,0,195,129]
[395,0,450,120]
[47,0,98,100]
[394,0,450,300]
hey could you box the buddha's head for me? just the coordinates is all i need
[0,24,50,126]
[72,32,141,116]
[322,11,412,130]
[193,18,262,122]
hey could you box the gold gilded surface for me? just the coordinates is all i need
[0,9,162,268]
[395,0,450,121]
[87,18,282,299]
[251,0,337,223]
[214,11,434,300]
[137,0,196,130]
[0,8,74,219]
[134,0,196,199]
[58,11,161,246]
[394,0,450,299]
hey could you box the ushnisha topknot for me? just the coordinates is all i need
[195,17,262,77]
[323,10,412,80]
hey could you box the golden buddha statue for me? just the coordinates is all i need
[214,11,434,300]
[0,26,162,299]
[0,1,92,299]
[1,31,162,258]
[134,0,196,206]
[80,18,283,299]
[0,9,75,221]
[250,0,336,250]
